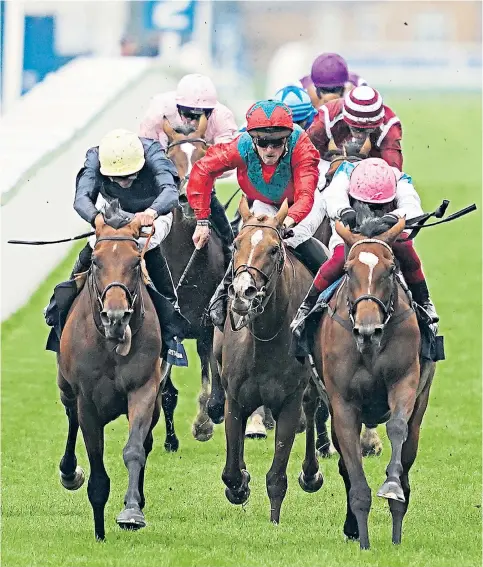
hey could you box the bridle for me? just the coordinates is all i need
[345,238,397,328]
[228,223,294,340]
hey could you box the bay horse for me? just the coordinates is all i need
[312,213,436,549]
[57,206,166,540]
[160,117,226,449]
[214,197,323,523]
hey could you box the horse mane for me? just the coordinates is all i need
[103,199,135,229]
[353,201,394,237]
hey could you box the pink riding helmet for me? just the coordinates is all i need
[175,74,217,109]
[349,158,397,204]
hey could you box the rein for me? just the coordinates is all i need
[228,223,295,342]
[167,138,208,151]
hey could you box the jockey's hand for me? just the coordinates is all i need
[135,208,158,226]
[380,213,399,227]
[283,216,295,230]
[339,207,357,229]
[193,221,211,249]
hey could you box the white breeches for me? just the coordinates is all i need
[88,195,173,252]
[251,192,326,249]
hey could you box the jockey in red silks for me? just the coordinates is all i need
[187,99,326,330]
[291,157,439,336]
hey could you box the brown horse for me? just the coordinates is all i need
[160,117,226,448]
[214,197,323,523]
[312,214,435,549]
[57,208,165,540]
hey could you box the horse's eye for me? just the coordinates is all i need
[270,246,279,256]
[233,240,240,251]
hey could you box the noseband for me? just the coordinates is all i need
[229,224,292,337]
[346,238,396,327]
[90,236,142,318]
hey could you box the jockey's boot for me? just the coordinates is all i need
[144,246,180,311]
[408,279,439,323]
[44,244,92,325]
[208,261,233,331]
[290,283,321,338]
[210,192,234,270]
[294,238,329,274]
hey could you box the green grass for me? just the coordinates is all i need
[2,93,482,567]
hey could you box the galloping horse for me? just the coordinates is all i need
[160,117,226,449]
[214,197,323,523]
[312,212,435,549]
[57,205,165,539]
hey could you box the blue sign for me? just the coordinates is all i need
[144,0,196,34]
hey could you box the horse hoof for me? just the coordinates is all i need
[245,417,267,440]
[361,444,383,457]
[377,479,405,502]
[116,507,146,530]
[164,436,179,452]
[224,470,250,505]
[60,465,85,490]
[298,471,324,493]
[192,421,213,442]
[317,442,337,458]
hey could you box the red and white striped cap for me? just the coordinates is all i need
[342,86,385,129]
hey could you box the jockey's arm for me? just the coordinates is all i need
[392,173,424,220]
[73,148,102,225]
[145,141,180,216]
[287,133,320,224]
[211,106,239,144]
[187,140,244,220]
[379,122,403,171]
[322,162,353,219]
[307,112,329,158]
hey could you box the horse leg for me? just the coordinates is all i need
[267,391,303,524]
[331,397,371,549]
[299,381,324,493]
[161,372,179,452]
[207,351,226,424]
[222,396,250,506]
[315,400,336,457]
[263,407,275,430]
[138,394,161,511]
[361,425,383,457]
[58,371,84,490]
[377,367,419,505]
[117,374,159,530]
[78,400,110,541]
[331,427,359,541]
[245,406,268,439]
[389,373,433,544]
[192,335,214,442]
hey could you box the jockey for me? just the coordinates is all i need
[302,52,350,109]
[291,158,439,336]
[186,99,327,330]
[45,129,187,336]
[273,84,317,130]
[308,84,403,174]
[139,73,238,265]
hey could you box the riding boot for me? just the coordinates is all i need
[290,283,321,338]
[408,279,439,323]
[144,246,180,311]
[44,243,92,325]
[230,209,242,238]
[208,260,233,331]
[210,192,234,270]
[293,238,329,275]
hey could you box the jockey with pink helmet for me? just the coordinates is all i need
[291,157,439,335]
[139,73,239,269]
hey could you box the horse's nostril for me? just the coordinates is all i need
[100,311,110,325]
[243,286,258,300]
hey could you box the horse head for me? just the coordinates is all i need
[164,116,208,221]
[93,202,146,351]
[335,211,406,353]
[228,196,287,318]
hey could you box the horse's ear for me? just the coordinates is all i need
[274,199,289,227]
[162,117,177,141]
[328,138,338,153]
[94,213,105,235]
[334,220,362,247]
[360,136,372,157]
[239,195,253,222]
[379,216,406,245]
[196,114,208,138]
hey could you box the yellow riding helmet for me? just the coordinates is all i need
[99,129,145,177]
